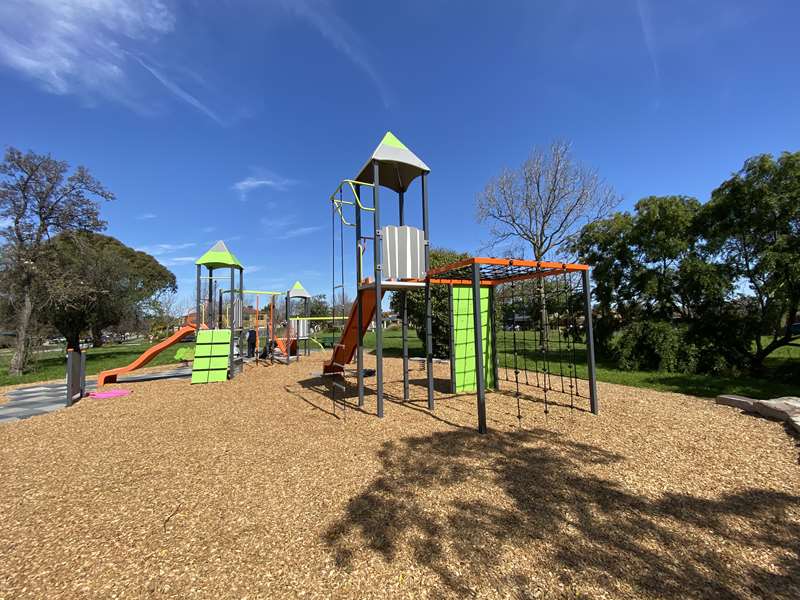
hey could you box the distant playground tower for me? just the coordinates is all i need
[193,240,244,382]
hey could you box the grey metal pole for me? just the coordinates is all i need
[582,269,599,414]
[196,265,202,329]
[270,296,275,364]
[208,268,214,327]
[304,298,309,357]
[285,293,290,363]
[238,267,244,375]
[80,351,86,399]
[355,184,364,407]
[401,292,409,401]
[373,160,384,418]
[229,267,235,378]
[489,285,499,390]
[66,350,75,407]
[448,283,456,393]
[422,173,434,410]
[399,190,409,402]
[471,262,488,434]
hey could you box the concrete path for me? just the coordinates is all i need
[0,367,191,424]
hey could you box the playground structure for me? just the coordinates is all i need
[97,239,327,385]
[325,132,598,433]
[96,131,597,432]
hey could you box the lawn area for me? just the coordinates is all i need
[353,329,799,400]
[0,341,193,387]
[1,328,796,399]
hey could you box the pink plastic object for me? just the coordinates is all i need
[89,389,132,399]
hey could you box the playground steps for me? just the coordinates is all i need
[323,288,385,374]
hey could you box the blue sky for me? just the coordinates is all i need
[2,0,799,307]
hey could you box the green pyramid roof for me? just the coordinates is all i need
[287,280,311,299]
[354,131,430,193]
[196,240,243,269]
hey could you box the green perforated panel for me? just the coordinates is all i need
[451,286,495,392]
[191,328,231,384]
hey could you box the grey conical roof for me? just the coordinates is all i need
[354,131,430,193]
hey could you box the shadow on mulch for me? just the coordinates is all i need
[323,428,800,598]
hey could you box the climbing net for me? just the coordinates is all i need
[428,257,594,422]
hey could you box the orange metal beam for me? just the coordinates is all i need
[425,256,588,280]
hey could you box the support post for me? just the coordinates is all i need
[582,269,599,414]
[238,268,244,374]
[196,265,202,329]
[229,267,235,378]
[270,296,275,364]
[448,283,456,393]
[489,285,499,390]
[399,190,409,402]
[422,173,434,410]
[208,268,214,327]
[471,262,488,434]
[304,298,309,357]
[285,293,290,363]
[355,184,364,407]
[373,160,384,418]
[401,291,409,401]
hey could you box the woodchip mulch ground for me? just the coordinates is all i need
[1,356,798,599]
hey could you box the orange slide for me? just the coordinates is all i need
[323,288,384,374]
[97,324,198,385]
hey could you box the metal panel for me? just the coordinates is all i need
[381,225,425,280]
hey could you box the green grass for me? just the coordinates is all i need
[3,328,796,400]
[0,341,193,387]
[358,329,798,400]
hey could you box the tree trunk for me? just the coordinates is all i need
[9,291,34,376]
[91,325,104,348]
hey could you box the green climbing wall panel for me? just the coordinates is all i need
[452,285,495,392]
[191,329,231,384]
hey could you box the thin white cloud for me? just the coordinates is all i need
[136,212,157,220]
[233,173,296,200]
[133,55,224,124]
[278,225,324,240]
[0,1,173,107]
[161,256,197,266]
[277,0,390,107]
[635,0,660,83]
[0,1,223,122]
[136,242,196,257]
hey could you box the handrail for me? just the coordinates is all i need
[330,178,376,227]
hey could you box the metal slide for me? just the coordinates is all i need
[323,288,384,374]
[97,324,197,385]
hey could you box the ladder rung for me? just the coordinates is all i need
[332,381,346,390]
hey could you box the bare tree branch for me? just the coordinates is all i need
[477,140,620,260]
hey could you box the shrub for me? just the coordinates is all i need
[611,320,697,372]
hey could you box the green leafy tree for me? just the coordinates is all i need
[389,248,469,358]
[0,147,113,373]
[631,195,701,318]
[698,152,800,371]
[37,232,176,351]
[570,212,641,351]
[307,294,330,318]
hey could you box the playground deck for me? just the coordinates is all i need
[0,356,798,599]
